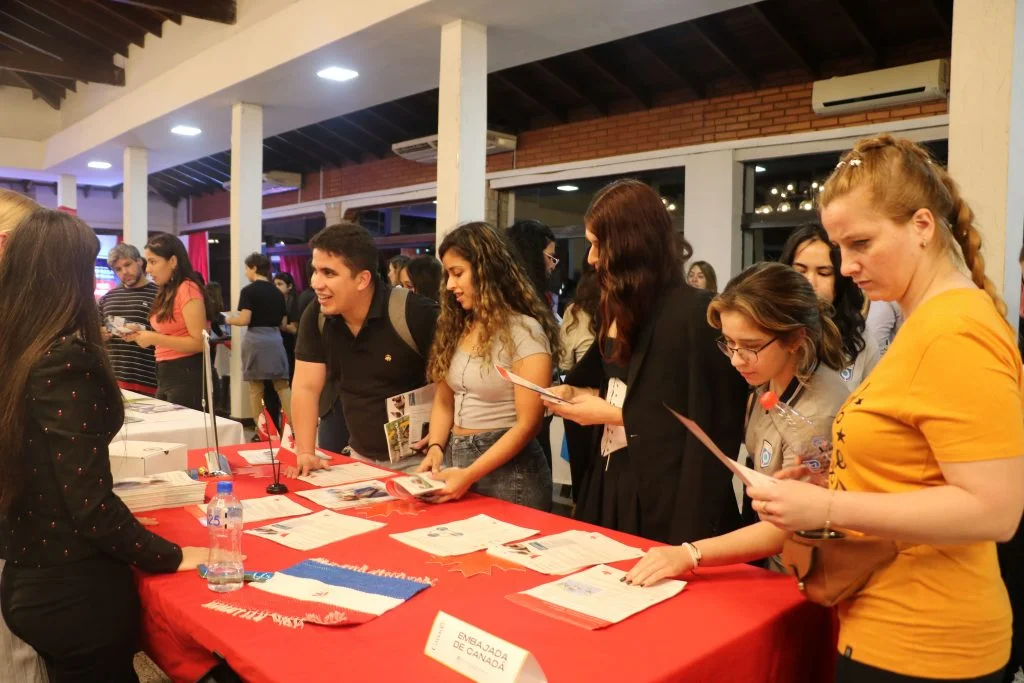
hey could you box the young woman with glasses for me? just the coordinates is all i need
[625,261,848,578]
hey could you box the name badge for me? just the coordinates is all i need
[425,611,546,683]
[759,439,774,470]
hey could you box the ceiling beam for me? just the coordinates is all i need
[332,115,393,149]
[264,136,327,171]
[310,122,381,158]
[8,70,61,109]
[579,47,652,108]
[922,0,952,37]
[15,0,130,57]
[63,0,147,48]
[179,162,228,186]
[833,0,880,64]
[161,166,221,192]
[630,35,706,97]
[106,0,236,24]
[0,9,108,65]
[88,0,164,36]
[689,18,757,89]
[185,159,231,182]
[359,109,414,140]
[382,99,436,136]
[2,1,119,59]
[493,71,568,123]
[0,46,124,84]
[150,171,193,192]
[533,60,608,115]
[748,3,818,79]
[287,129,359,164]
[488,106,528,134]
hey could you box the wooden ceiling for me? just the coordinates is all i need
[0,0,236,109]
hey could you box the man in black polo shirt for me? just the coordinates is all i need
[288,223,438,476]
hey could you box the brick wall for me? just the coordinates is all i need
[188,82,948,223]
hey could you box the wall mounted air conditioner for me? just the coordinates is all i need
[222,170,301,196]
[392,130,517,164]
[812,59,949,116]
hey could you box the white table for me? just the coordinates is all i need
[114,391,244,451]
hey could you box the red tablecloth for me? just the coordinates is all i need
[137,445,836,683]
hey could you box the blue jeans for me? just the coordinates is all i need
[445,429,552,511]
[318,396,350,454]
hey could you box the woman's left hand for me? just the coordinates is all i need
[747,479,832,532]
[543,393,621,426]
[431,467,476,503]
[124,330,157,348]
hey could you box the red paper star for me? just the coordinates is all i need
[349,499,428,519]
[427,550,526,578]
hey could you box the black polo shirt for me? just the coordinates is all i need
[294,278,438,461]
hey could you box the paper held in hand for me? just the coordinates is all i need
[663,404,779,488]
[493,365,569,405]
[384,384,436,463]
[425,611,547,683]
[508,565,686,630]
[387,474,446,500]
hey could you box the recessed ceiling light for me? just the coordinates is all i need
[556,185,578,192]
[171,125,202,136]
[667,203,676,211]
[755,165,766,173]
[87,160,112,170]
[317,66,359,82]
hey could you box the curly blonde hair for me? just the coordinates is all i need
[819,134,1006,318]
[427,222,561,383]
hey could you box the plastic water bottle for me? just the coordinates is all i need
[206,481,244,592]
[758,391,834,472]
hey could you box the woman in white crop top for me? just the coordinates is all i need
[418,222,562,510]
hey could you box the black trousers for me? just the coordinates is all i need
[155,353,205,411]
[1,555,141,683]
[836,656,1004,683]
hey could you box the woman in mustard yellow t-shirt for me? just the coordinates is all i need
[744,136,1024,682]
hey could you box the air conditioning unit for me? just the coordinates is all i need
[812,59,949,116]
[221,170,302,196]
[392,130,517,164]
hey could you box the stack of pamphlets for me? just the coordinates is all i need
[112,470,208,513]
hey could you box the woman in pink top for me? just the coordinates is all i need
[124,233,213,410]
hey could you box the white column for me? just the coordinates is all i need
[435,19,488,245]
[122,147,149,247]
[229,102,264,419]
[947,0,1024,326]
[682,150,743,284]
[56,174,76,213]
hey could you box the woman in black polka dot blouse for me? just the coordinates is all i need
[0,210,206,683]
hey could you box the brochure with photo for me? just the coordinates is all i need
[384,384,436,463]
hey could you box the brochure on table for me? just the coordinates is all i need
[487,530,644,575]
[425,611,547,683]
[297,462,395,487]
[508,565,686,630]
[384,384,436,463]
[391,514,538,557]
[245,510,385,551]
[294,480,395,510]
[197,495,312,524]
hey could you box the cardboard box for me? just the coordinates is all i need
[109,441,187,481]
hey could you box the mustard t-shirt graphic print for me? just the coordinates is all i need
[828,288,1024,679]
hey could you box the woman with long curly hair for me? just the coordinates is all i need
[544,179,748,544]
[418,222,560,510]
[780,223,879,385]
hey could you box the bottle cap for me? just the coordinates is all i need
[216,480,233,495]
[759,391,779,410]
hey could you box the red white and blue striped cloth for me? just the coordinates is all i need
[202,559,431,629]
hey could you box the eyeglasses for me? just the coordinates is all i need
[716,337,777,364]
[544,252,560,267]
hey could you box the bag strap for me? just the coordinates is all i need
[388,286,419,357]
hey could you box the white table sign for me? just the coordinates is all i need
[425,611,546,683]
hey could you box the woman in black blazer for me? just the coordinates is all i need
[545,180,747,545]
[0,211,206,682]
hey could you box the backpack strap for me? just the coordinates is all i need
[388,286,419,356]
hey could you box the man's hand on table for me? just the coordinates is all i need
[285,451,326,478]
